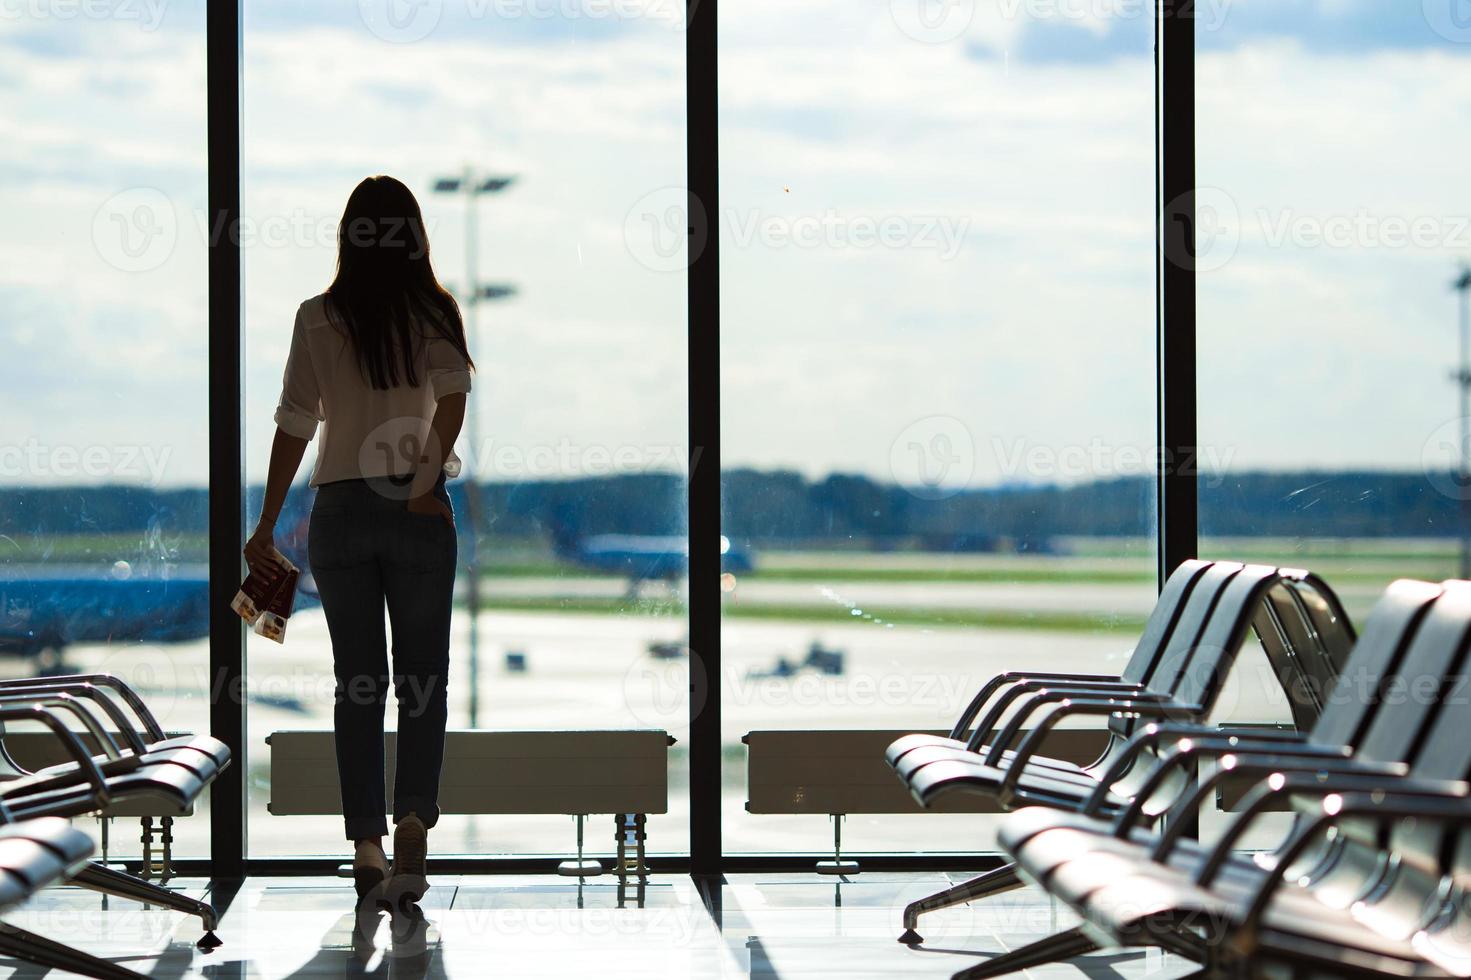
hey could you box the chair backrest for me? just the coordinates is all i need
[1350,582,1471,877]
[1106,561,1246,739]
[1165,564,1285,714]
[1116,559,1216,687]
[1284,571,1357,690]
[1251,571,1357,731]
[1307,578,1443,752]
[1275,580,1455,882]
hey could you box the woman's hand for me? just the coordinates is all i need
[243,522,284,571]
[406,494,454,527]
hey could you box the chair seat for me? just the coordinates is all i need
[999,807,1462,978]
[0,816,95,866]
[892,738,1091,780]
[136,746,220,781]
[900,744,1101,788]
[1081,861,1441,975]
[2,758,204,820]
[887,733,1090,772]
[908,757,1128,813]
[0,819,94,914]
[105,763,205,809]
[0,837,72,891]
[33,746,218,787]
[150,734,231,768]
[21,739,222,808]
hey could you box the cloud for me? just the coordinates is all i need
[1,4,1469,490]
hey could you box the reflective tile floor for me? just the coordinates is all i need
[0,873,1197,978]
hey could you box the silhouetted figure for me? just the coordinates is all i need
[244,175,474,905]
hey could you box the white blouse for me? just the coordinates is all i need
[274,293,473,487]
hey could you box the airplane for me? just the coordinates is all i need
[0,492,755,661]
[549,522,755,596]
[0,503,317,665]
[0,562,211,660]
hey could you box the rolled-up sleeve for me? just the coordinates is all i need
[426,335,472,401]
[273,305,323,440]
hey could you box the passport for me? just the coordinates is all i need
[232,554,300,644]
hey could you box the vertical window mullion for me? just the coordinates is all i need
[208,0,245,878]
[1157,0,1198,586]
[686,0,722,875]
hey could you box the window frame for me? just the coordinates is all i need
[203,0,1197,873]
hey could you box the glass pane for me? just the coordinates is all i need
[243,2,688,857]
[1196,3,1471,843]
[1198,5,1470,628]
[718,3,1157,853]
[0,10,209,858]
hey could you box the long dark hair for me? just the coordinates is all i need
[325,175,474,390]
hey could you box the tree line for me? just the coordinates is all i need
[0,469,1461,550]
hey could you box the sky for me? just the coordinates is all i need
[1,0,1469,491]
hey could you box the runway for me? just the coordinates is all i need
[13,571,1301,862]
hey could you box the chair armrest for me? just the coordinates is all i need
[947,671,1127,740]
[968,679,1149,751]
[0,683,149,755]
[1143,752,1408,859]
[1080,724,1336,817]
[1237,788,1471,938]
[979,689,1179,760]
[995,698,1198,800]
[0,705,110,813]
[0,690,136,759]
[1160,723,1308,744]
[1195,772,1467,889]
[0,693,125,761]
[0,674,167,742]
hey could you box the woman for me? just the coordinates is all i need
[244,175,472,903]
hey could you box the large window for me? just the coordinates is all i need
[717,2,1158,853]
[7,0,1434,867]
[1197,2,1471,623]
[0,8,209,857]
[242,1,689,857]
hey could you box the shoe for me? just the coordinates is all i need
[389,813,430,904]
[352,839,388,901]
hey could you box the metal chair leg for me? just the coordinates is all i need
[71,862,222,949]
[898,862,1023,945]
[138,817,153,880]
[950,925,1098,980]
[0,919,146,979]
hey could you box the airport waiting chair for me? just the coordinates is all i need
[890,562,1354,943]
[0,675,227,949]
[982,578,1471,979]
[0,674,230,776]
[0,818,113,978]
[0,702,147,979]
[886,558,1218,778]
[891,562,1352,794]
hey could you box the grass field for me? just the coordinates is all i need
[3,533,1461,631]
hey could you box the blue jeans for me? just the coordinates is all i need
[308,472,457,841]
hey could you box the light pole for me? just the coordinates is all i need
[432,169,516,728]
[1456,266,1471,579]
